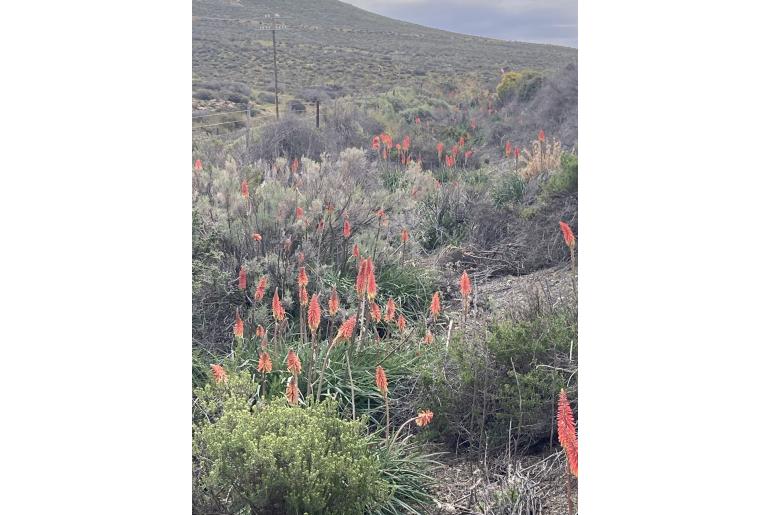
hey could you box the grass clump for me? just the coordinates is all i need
[543,153,578,196]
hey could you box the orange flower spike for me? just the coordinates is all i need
[299,286,309,306]
[459,271,472,299]
[238,266,247,290]
[385,297,396,322]
[291,158,299,174]
[308,293,321,333]
[352,242,360,259]
[415,410,434,427]
[234,310,244,338]
[211,364,228,384]
[397,314,406,332]
[538,129,545,142]
[514,147,521,159]
[257,352,273,374]
[375,365,388,395]
[255,276,268,301]
[272,288,285,321]
[334,315,357,342]
[370,302,382,322]
[328,288,340,316]
[401,228,409,243]
[559,221,576,250]
[366,259,377,301]
[557,389,579,477]
[355,258,371,298]
[430,291,441,318]
[297,266,309,288]
[256,325,265,339]
[402,135,411,152]
[287,349,302,376]
[286,377,299,405]
[295,206,304,220]
[371,135,381,151]
[343,218,351,239]
[252,232,262,242]
[240,180,249,199]
[505,141,512,157]
[194,159,203,171]
[436,142,444,159]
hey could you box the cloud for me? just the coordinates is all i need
[341,0,577,47]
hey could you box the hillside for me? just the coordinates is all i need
[192,0,577,110]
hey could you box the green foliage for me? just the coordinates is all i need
[544,153,578,196]
[492,172,525,207]
[193,399,387,514]
[496,70,545,104]
[419,309,577,454]
[416,185,468,250]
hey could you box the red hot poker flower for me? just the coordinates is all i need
[297,267,309,288]
[234,310,244,338]
[355,258,371,298]
[295,206,304,220]
[252,232,262,242]
[291,158,299,174]
[328,288,340,316]
[538,129,545,142]
[402,135,411,151]
[415,410,434,427]
[385,297,396,322]
[352,243,360,259]
[366,260,377,301]
[557,389,578,477]
[238,266,247,290]
[287,349,302,376]
[255,276,268,301]
[514,147,521,159]
[445,154,455,168]
[401,228,409,243]
[375,365,388,395]
[371,135,381,151]
[334,315,357,343]
[241,180,249,199]
[286,377,299,405]
[308,293,321,333]
[451,145,459,157]
[194,159,203,170]
[211,364,227,383]
[460,271,472,298]
[343,218,351,239]
[256,325,265,339]
[397,314,406,332]
[505,141,512,157]
[272,288,285,321]
[430,292,441,318]
[257,352,273,374]
[559,221,576,249]
[436,142,444,159]
[370,302,382,322]
[464,150,473,160]
[299,286,309,306]
[423,330,434,345]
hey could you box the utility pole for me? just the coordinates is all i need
[259,14,286,120]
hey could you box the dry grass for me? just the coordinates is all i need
[519,139,563,181]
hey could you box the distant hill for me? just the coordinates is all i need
[192,0,577,109]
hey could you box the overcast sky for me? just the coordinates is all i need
[342,0,577,48]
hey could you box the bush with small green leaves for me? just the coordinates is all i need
[193,398,388,514]
[544,153,578,196]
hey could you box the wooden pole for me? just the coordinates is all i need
[272,27,279,119]
[315,99,320,129]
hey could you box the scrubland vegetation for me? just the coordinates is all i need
[192,60,578,513]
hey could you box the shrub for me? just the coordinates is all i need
[496,70,544,105]
[544,153,578,196]
[418,308,577,455]
[492,172,525,208]
[193,89,215,101]
[224,91,250,104]
[193,399,387,514]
